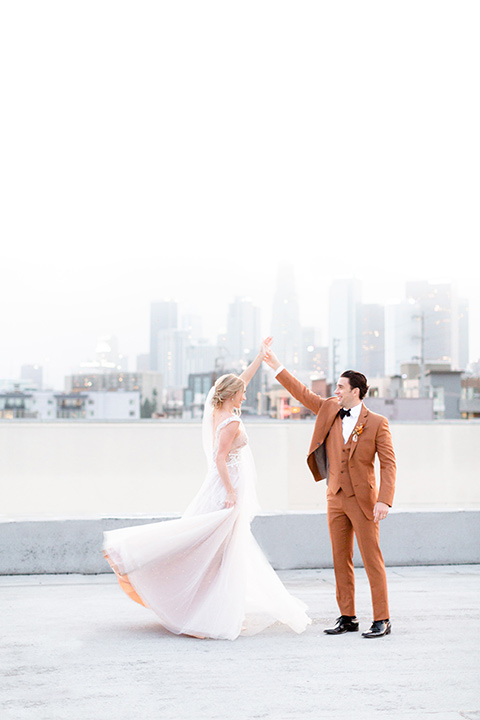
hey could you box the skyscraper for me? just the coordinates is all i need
[20,364,43,390]
[357,304,385,378]
[224,297,260,369]
[150,300,178,372]
[157,329,189,389]
[271,264,301,369]
[385,299,421,376]
[181,314,203,344]
[95,335,126,370]
[328,278,361,380]
[406,281,467,369]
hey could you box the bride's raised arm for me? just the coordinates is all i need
[238,337,272,387]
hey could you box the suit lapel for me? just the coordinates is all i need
[349,405,369,459]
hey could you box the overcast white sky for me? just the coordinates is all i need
[1,1,479,387]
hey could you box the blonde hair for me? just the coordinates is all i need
[211,374,245,410]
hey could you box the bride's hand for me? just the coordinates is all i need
[261,336,273,358]
[262,338,281,370]
[225,490,237,508]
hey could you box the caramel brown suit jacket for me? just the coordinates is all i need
[276,369,396,519]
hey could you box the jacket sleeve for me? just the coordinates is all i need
[376,417,396,507]
[275,368,323,415]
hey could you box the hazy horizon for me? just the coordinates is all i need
[3,268,476,390]
[2,2,479,387]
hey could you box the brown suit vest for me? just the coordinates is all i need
[326,416,355,498]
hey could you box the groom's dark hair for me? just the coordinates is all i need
[341,370,369,400]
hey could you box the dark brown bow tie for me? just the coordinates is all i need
[339,408,351,419]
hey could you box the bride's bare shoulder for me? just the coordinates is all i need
[213,411,239,434]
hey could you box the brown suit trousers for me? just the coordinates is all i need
[327,417,389,620]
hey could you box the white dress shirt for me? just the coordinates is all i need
[341,402,363,443]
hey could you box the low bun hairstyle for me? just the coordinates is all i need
[212,374,245,410]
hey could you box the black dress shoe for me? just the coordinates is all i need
[361,619,391,638]
[324,615,359,635]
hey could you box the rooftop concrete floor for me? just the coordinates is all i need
[1,566,479,720]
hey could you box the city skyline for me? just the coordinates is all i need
[2,269,475,390]
[2,3,479,386]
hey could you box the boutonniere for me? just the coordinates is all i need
[352,423,365,442]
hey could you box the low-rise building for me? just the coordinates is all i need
[66,371,162,418]
[0,391,36,419]
[461,376,480,418]
[364,397,434,421]
[0,390,140,420]
[425,369,463,420]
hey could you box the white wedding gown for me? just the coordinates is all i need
[103,409,311,640]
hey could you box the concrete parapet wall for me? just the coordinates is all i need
[1,510,478,575]
[1,420,480,516]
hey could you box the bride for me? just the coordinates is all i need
[103,339,311,640]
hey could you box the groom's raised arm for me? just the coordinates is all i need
[264,345,323,416]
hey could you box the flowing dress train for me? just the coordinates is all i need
[103,415,311,640]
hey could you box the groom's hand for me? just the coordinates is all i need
[373,501,389,522]
[263,342,281,371]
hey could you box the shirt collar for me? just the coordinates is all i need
[347,402,363,422]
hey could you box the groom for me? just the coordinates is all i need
[264,347,396,638]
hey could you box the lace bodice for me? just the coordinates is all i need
[213,416,248,466]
